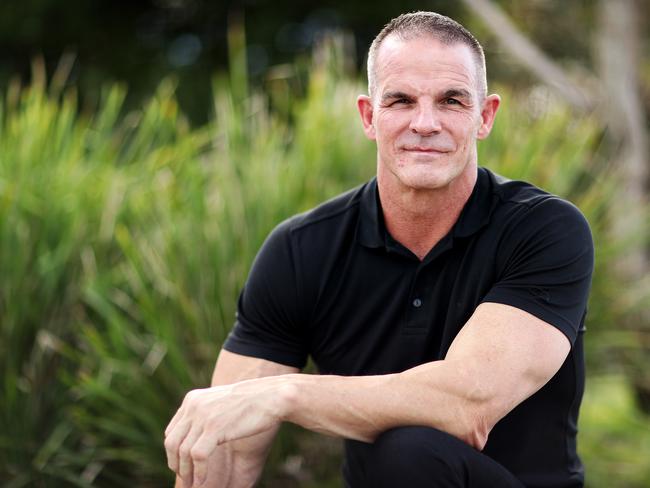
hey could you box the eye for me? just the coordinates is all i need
[391,98,412,106]
[444,98,461,105]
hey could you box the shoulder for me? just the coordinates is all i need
[480,168,594,281]
[484,168,591,237]
[479,170,594,341]
[271,180,371,241]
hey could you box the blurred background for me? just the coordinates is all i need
[0,0,649,486]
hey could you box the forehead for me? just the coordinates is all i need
[374,35,478,95]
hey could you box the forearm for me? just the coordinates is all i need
[281,359,494,449]
[280,304,570,450]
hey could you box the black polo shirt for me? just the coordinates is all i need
[224,167,594,487]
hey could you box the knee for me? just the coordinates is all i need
[365,426,466,487]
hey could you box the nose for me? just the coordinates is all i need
[409,103,441,135]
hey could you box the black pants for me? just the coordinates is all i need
[343,426,525,488]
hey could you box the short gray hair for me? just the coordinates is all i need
[367,11,487,100]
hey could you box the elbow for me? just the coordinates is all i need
[421,402,492,450]
[453,378,500,451]
[444,398,492,450]
[462,411,491,450]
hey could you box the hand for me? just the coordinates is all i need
[164,376,292,487]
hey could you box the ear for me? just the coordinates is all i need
[477,94,501,140]
[357,95,376,140]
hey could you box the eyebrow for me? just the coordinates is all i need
[381,88,474,103]
[381,91,412,102]
[443,88,473,100]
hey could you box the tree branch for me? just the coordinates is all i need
[460,0,595,111]
[597,0,649,281]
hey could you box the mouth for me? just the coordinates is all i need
[402,146,450,154]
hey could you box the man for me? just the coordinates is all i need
[165,11,593,488]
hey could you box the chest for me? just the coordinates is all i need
[304,236,499,375]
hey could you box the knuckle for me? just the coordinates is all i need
[183,389,202,409]
[182,394,193,407]
[179,445,191,458]
[163,437,176,452]
[190,446,209,462]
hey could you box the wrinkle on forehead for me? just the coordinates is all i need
[374,36,480,100]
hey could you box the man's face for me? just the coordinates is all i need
[358,35,499,192]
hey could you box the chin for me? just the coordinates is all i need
[396,168,460,191]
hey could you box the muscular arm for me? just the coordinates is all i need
[168,350,298,488]
[166,302,570,486]
[284,302,570,448]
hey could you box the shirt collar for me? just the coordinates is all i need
[356,167,498,250]
[453,166,499,238]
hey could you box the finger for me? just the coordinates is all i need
[165,407,184,437]
[168,389,203,436]
[164,420,191,474]
[178,425,204,487]
[190,432,220,487]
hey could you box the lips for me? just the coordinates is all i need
[402,146,450,152]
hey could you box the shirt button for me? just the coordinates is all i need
[412,298,422,308]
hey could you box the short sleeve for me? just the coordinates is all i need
[482,197,594,344]
[223,219,308,368]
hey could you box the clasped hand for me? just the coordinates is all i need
[164,376,290,487]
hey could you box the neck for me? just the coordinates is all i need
[378,166,477,260]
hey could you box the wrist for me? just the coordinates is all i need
[273,374,301,423]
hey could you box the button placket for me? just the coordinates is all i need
[404,264,430,332]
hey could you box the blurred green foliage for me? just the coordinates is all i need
[580,376,650,487]
[6,1,647,124]
[1,36,649,487]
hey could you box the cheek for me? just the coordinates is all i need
[449,117,479,143]
[376,111,408,132]
[375,121,402,146]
